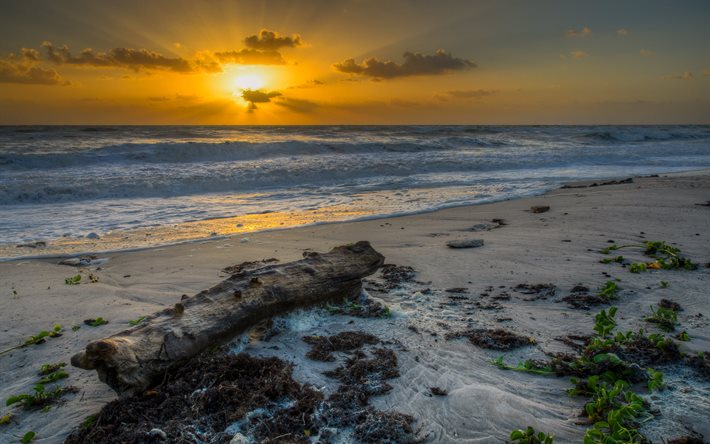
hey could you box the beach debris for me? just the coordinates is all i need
[83,317,109,327]
[658,298,682,311]
[70,241,384,395]
[86,232,100,240]
[514,283,556,300]
[561,178,633,189]
[16,241,47,249]
[0,324,63,356]
[530,205,550,213]
[465,218,507,232]
[446,328,535,350]
[561,284,609,309]
[58,256,97,267]
[65,353,326,443]
[429,386,448,396]
[64,274,81,285]
[446,238,484,249]
[302,331,379,361]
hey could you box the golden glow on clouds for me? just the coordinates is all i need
[0,1,708,124]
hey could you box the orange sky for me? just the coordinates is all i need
[1,0,709,124]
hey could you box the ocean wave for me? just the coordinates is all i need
[0,138,502,170]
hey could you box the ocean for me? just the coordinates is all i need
[1,125,709,259]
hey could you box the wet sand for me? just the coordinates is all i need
[1,170,709,443]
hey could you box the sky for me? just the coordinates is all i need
[0,0,709,124]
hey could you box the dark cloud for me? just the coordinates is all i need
[274,97,319,113]
[241,89,282,111]
[333,50,476,79]
[213,48,285,65]
[42,41,196,72]
[244,29,303,50]
[435,89,498,101]
[0,49,65,85]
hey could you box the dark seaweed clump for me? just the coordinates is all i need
[446,328,534,350]
[302,331,380,361]
[66,353,323,444]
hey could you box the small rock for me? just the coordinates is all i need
[530,205,550,213]
[236,223,244,227]
[240,238,249,243]
[86,232,100,240]
[446,239,484,249]
[58,255,97,267]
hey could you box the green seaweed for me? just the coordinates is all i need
[510,427,555,443]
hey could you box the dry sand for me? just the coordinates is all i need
[1,170,709,443]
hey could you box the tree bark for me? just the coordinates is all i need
[71,241,384,395]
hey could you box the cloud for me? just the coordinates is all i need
[288,79,325,89]
[244,29,303,51]
[435,89,498,101]
[640,49,655,57]
[617,28,630,36]
[0,49,65,85]
[213,48,285,65]
[664,72,694,80]
[333,49,476,79]
[274,97,319,113]
[570,50,588,59]
[241,89,282,111]
[42,41,196,72]
[565,26,592,37]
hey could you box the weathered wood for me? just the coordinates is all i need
[71,241,384,395]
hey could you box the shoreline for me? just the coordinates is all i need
[4,167,710,263]
[1,169,709,443]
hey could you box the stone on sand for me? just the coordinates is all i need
[446,239,484,249]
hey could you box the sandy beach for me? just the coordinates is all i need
[1,170,709,443]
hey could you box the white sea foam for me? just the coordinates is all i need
[1,125,709,252]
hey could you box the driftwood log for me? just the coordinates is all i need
[71,241,384,395]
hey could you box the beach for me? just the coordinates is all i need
[1,169,708,443]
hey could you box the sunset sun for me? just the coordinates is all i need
[234,73,264,91]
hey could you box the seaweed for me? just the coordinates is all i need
[302,331,380,361]
[446,328,535,350]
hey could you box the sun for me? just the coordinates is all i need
[234,74,264,91]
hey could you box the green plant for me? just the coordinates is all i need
[628,263,647,273]
[492,357,554,376]
[81,414,97,430]
[71,325,81,332]
[85,317,108,327]
[128,316,146,326]
[88,273,99,283]
[64,274,81,285]
[0,325,63,356]
[510,426,555,444]
[0,413,11,425]
[677,331,690,341]
[593,307,617,338]
[38,371,69,385]
[600,256,624,264]
[597,281,619,301]
[38,362,66,376]
[645,305,678,332]
[380,306,392,318]
[6,384,70,410]
[660,281,669,288]
[646,368,664,391]
[21,431,36,443]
